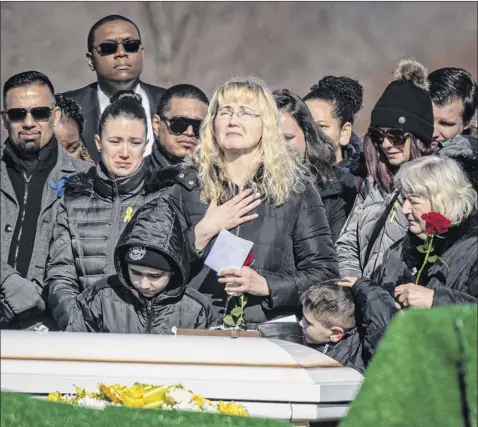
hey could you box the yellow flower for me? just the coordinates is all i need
[46,392,63,403]
[216,401,249,416]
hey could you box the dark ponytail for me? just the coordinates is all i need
[303,76,363,127]
[98,90,147,136]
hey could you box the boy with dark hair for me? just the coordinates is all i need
[66,197,212,333]
[299,280,399,373]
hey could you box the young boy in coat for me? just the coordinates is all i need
[299,279,399,373]
[66,197,212,333]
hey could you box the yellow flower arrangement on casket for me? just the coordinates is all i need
[47,383,249,416]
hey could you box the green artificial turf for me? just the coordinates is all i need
[0,392,292,427]
[340,304,477,427]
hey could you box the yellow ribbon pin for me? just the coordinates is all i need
[124,206,134,223]
[389,200,399,223]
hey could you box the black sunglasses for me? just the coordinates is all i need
[3,107,53,123]
[93,39,142,56]
[161,115,202,138]
[368,127,412,147]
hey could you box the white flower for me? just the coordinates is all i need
[167,388,193,405]
[174,402,200,411]
[77,397,108,409]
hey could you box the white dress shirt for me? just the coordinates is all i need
[97,84,154,157]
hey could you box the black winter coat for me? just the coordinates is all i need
[308,278,399,374]
[66,196,211,333]
[318,166,357,242]
[46,162,160,330]
[141,167,339,324]
[373,212,478,306]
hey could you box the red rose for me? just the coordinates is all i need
[243,250,254,267]
[421,212,451,235]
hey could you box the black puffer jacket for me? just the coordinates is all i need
[141,167,339,325]
[308,278,399,374]
[66,195,211,333]
[318,166,357,242]
[46,162,160,330]
[372,212,478,306]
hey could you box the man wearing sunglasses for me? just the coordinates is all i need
[62,14,165,162]
[1,71,90,330]
[147,84,209,171]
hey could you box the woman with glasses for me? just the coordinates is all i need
[336,59,436,283]
[139,76,338,329]
[46,91,160,330]
[273,89,357,241]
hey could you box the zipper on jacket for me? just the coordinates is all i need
[145,300,153,333]
[107,181,121,275]
[12,172,32,269]
[234,186,243,238]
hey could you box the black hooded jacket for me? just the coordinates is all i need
[372,212,478,306]
[66,196,212,333]
[46,162,161,330]
[308,278,400,374]
[140,166,339,325]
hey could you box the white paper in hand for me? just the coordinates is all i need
[205,229,254,273]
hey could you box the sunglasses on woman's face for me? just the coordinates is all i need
[368,127,411,146]
[3,107,53,122]
[161,115,202,138]
[93,39,142,56]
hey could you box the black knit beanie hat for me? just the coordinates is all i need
[124,245,174,272]
[371,58,434,145]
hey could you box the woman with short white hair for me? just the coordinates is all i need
[139,76,338,327]
[364,155,477,307]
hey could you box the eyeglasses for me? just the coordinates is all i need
[160,115,202,138]
[368,127,412,147]
[216,108,260,122]
[93,39,142,56]
[2,107,53,123]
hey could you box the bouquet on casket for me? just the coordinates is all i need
[47,383,249,416]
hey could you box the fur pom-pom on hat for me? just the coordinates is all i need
[393,58,429,91]
[370,57,434,144]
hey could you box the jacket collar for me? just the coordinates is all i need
[150,139,184,170]
[93,161,146,199]
[3,136,58,175]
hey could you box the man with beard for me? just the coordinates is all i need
[62,15,165,162]
[429,67,477,151]
[1,71,89,330]
[146,84,209,171]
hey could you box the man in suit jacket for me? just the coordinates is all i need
[62,14,166,162]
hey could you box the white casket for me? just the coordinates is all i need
[0,330,363,424]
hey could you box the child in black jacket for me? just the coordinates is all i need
[299,279,400,373]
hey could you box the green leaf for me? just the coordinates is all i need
[223,315,235,326]
[236,318,244,326]
[231,307,244,317]
[241,296,248,308]
[417,245,427,253]
[428,255,438,263]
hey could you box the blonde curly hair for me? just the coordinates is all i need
[188,76,309,206]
